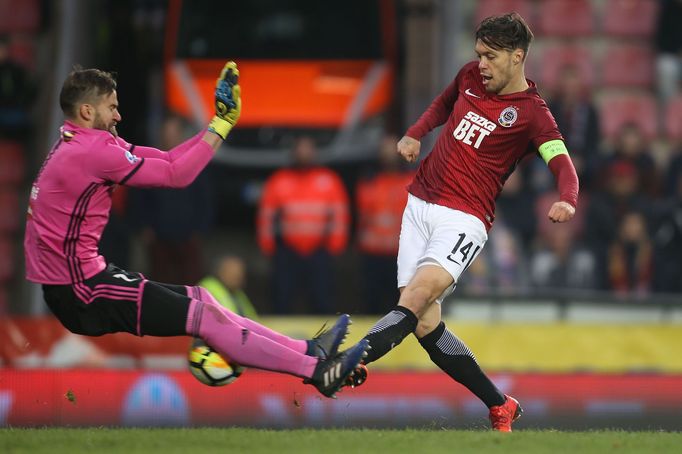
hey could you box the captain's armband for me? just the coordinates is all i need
[538,139,568,164]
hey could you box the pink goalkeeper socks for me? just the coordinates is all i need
[185,299,317,378]
[190,285,308,355]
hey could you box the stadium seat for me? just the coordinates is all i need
[0,0,40,33]
[0,141,25,186]
[664,95,682,143]
[599,94,659,141]
[537,45,595,93]
[601,44,655,88]
[603,0,659,37]
[474,0,535,28]
[0,190,19,233]
[0,286,6,315]
[538,0,594,37]
[0,237,14,283]
[9,34,36,70]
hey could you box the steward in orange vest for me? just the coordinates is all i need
[355,135,414,313]
[257,137,349,313]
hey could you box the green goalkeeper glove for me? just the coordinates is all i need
[208,61,241,140]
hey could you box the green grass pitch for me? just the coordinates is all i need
[1,428,681,453]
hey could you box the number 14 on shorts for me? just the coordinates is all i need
[446,232,481,270]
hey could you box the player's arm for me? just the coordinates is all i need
[131,133,205,162]
[406,77,460,140]
[94,62,242,188]
[539,140,579,223]
[400,72,461,163]
[134,61,242,162]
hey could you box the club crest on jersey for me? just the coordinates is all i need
[125,150,140,164]
[498,106,518,127]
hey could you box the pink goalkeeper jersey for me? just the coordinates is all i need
[25,120,213,284]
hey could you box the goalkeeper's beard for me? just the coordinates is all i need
[94,113,118,137]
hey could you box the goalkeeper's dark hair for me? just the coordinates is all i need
[59,66,117,118]
[475,12,533,60]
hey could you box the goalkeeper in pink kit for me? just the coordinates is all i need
[24,62,367,398]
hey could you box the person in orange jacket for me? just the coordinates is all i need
[356,134,415,313]
[257,136,350,313]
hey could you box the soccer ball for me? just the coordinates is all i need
[188,339,245,387]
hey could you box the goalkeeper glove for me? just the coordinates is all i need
[208,61,241,140]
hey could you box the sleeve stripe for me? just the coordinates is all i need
[538,139,568,164]
[119,157,145,185]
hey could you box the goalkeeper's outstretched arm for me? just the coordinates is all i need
[114,62,242,188]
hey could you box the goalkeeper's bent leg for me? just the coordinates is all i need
[185,299,317,378]
[188,285,308,354]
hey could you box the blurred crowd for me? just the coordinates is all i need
[2,0,682,316]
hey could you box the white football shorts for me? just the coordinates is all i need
[397,193,488,303]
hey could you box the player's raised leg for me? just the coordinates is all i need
[189,285,350,358]
[361,265,449,364]
[139,281,365,398]
[185,298,366,398]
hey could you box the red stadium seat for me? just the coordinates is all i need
[603,0,659,37]
[474,0,535,28]
[0,0,40,33]
[601,44,655,88]
[8,34,36,70]
[599,94,659,141]
[538,0,594,37]
[0,286,6,315]
[536,45,595,93]
[664,95,682,143]
[0,190,19,233]
[0,141,25,186]
[0,237,14,283]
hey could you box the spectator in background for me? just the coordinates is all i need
[257,136,349,314]
[496,168,537,253]
[653,168,682,293]
[470,171,535,295]
[598,123,659,197]
[198,255,258,319]
[548,64,601,190]
[655,0,682,101]
[136,113,214,283]
[0,34,31,139]
[355,134,414,313]
[530,223,595,292]
[585,160,651,290]
[664,144,682,197]
[608,211,653,295]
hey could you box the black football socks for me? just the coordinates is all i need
[362,305,418,364]
[418,321,505,408]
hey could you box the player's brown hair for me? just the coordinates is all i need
[59,66,117,118]
[475,12,534,60]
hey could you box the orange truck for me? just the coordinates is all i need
[164,0,397,167]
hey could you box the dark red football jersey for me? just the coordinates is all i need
[406,61,563,230]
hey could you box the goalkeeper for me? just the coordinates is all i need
[24,63,367,399]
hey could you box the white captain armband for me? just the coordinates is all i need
[538,139,568,164]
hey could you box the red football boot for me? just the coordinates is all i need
[489,394,523,432]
